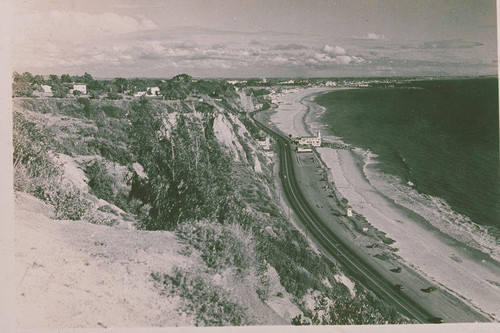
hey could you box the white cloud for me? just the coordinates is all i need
[12,10,369,76]
[13,10,157,71]
[15,10,156,43]
[365,32,386,40]
[323,44,346,55]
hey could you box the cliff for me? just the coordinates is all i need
[13,79,408,328]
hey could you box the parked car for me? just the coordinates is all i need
[394,284,404,291]
[420,287,437,293]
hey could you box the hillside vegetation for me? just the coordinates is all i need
[13,75,410,326]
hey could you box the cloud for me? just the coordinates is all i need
[136,42,168,60]
[15,10,156,43]
[308,52,364,67]
[178,40,199,49]
[322,44,346,55]
[13,10,158,71]
[420,39,483,49]
[270,43,308,51]
[364,32,386,40]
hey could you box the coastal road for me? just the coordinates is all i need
[251,112,490,323]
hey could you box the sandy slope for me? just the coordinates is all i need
[14,192,200,328]
[14,191,294,329]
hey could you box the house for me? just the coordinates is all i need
[134,91,146,97]
[33,84,53,97]
[147,86,160,96]
[73,83,87,95]
[258,137,271,150]
[298,131,321,147]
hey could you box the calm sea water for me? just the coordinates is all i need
[316,78,499,243]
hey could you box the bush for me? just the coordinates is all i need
[152,268,249,326]
[77,97,91,117]
[107,91,123,100]
[85,160,115,203]
[176,220,257,273]
[13,110,61,198]
[100,105,126,118]
[51,187,92,220]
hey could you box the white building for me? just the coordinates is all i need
[73,83,87,95]
[134,91,146,97]
[298,131,321,147]
[147,86,160,96]
[41,84,52,93]
[258,137,271,150]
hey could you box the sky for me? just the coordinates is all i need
[11,0,499,78]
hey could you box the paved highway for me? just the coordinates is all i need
[251,113,489,323]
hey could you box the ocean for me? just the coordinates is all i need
[315,78,500,259]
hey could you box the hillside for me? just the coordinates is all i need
[13,77,410,328]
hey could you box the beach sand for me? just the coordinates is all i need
[268,87,500,320]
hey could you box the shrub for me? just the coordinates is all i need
[100,105,126,118]
[152,268,249,326]
[106,91,123,100]
[13,110,61,198]
[77,97,91,117]
[176,220,257,273]
[51,187,92,220]
[85,160,115,203]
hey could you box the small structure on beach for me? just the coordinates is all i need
[298,131,322,147]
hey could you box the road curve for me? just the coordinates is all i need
[250,112,483,323]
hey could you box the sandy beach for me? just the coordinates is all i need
[268,87,500,320]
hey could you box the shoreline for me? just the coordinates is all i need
[267,87,500,320]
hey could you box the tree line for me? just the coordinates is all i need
[12,71,238,101]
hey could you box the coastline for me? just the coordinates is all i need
[267,87,500,320]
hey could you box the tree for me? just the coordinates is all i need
[77,97,91,117]
[33,75,44,85]
[73,90,82,97]
[49,74,60,85]
[52,84,69,98]
[82,72,93,84]
[61,74,72,83]
[22,72,34,83]
[114,78,128,93]
[128,98,235,230]
[12,72,33,97]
